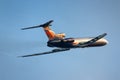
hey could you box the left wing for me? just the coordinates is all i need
[78,33,107,47]
[19,48,70,57]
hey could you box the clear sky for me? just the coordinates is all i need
[0,0,120,80]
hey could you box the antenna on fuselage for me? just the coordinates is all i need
[21,20,53,30]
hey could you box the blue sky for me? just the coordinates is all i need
[0,0,120,80]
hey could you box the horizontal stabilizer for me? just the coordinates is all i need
[21,20,53,30]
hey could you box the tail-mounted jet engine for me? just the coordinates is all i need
[55,33,66,39]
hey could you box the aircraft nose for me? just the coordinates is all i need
[103,39,108,45]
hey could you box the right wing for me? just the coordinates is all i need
[78,33,107,47]
[19,48,70,57]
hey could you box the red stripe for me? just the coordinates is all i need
[45,30,55,40]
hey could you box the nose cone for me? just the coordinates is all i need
[102,39,108,45]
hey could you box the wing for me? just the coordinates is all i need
[19,48,70,57]
[78,33,107,47]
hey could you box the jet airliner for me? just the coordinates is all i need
[20,20,108,57]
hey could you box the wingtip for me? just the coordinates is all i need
[104,33,107,35]
[21,28,25,30]
[17,56,24,58]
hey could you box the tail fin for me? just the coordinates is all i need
[21,20,65,40]
[42,23,56,40]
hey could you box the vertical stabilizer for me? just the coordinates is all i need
[43,25,56,40]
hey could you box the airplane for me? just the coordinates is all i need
[20,20,108,57]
